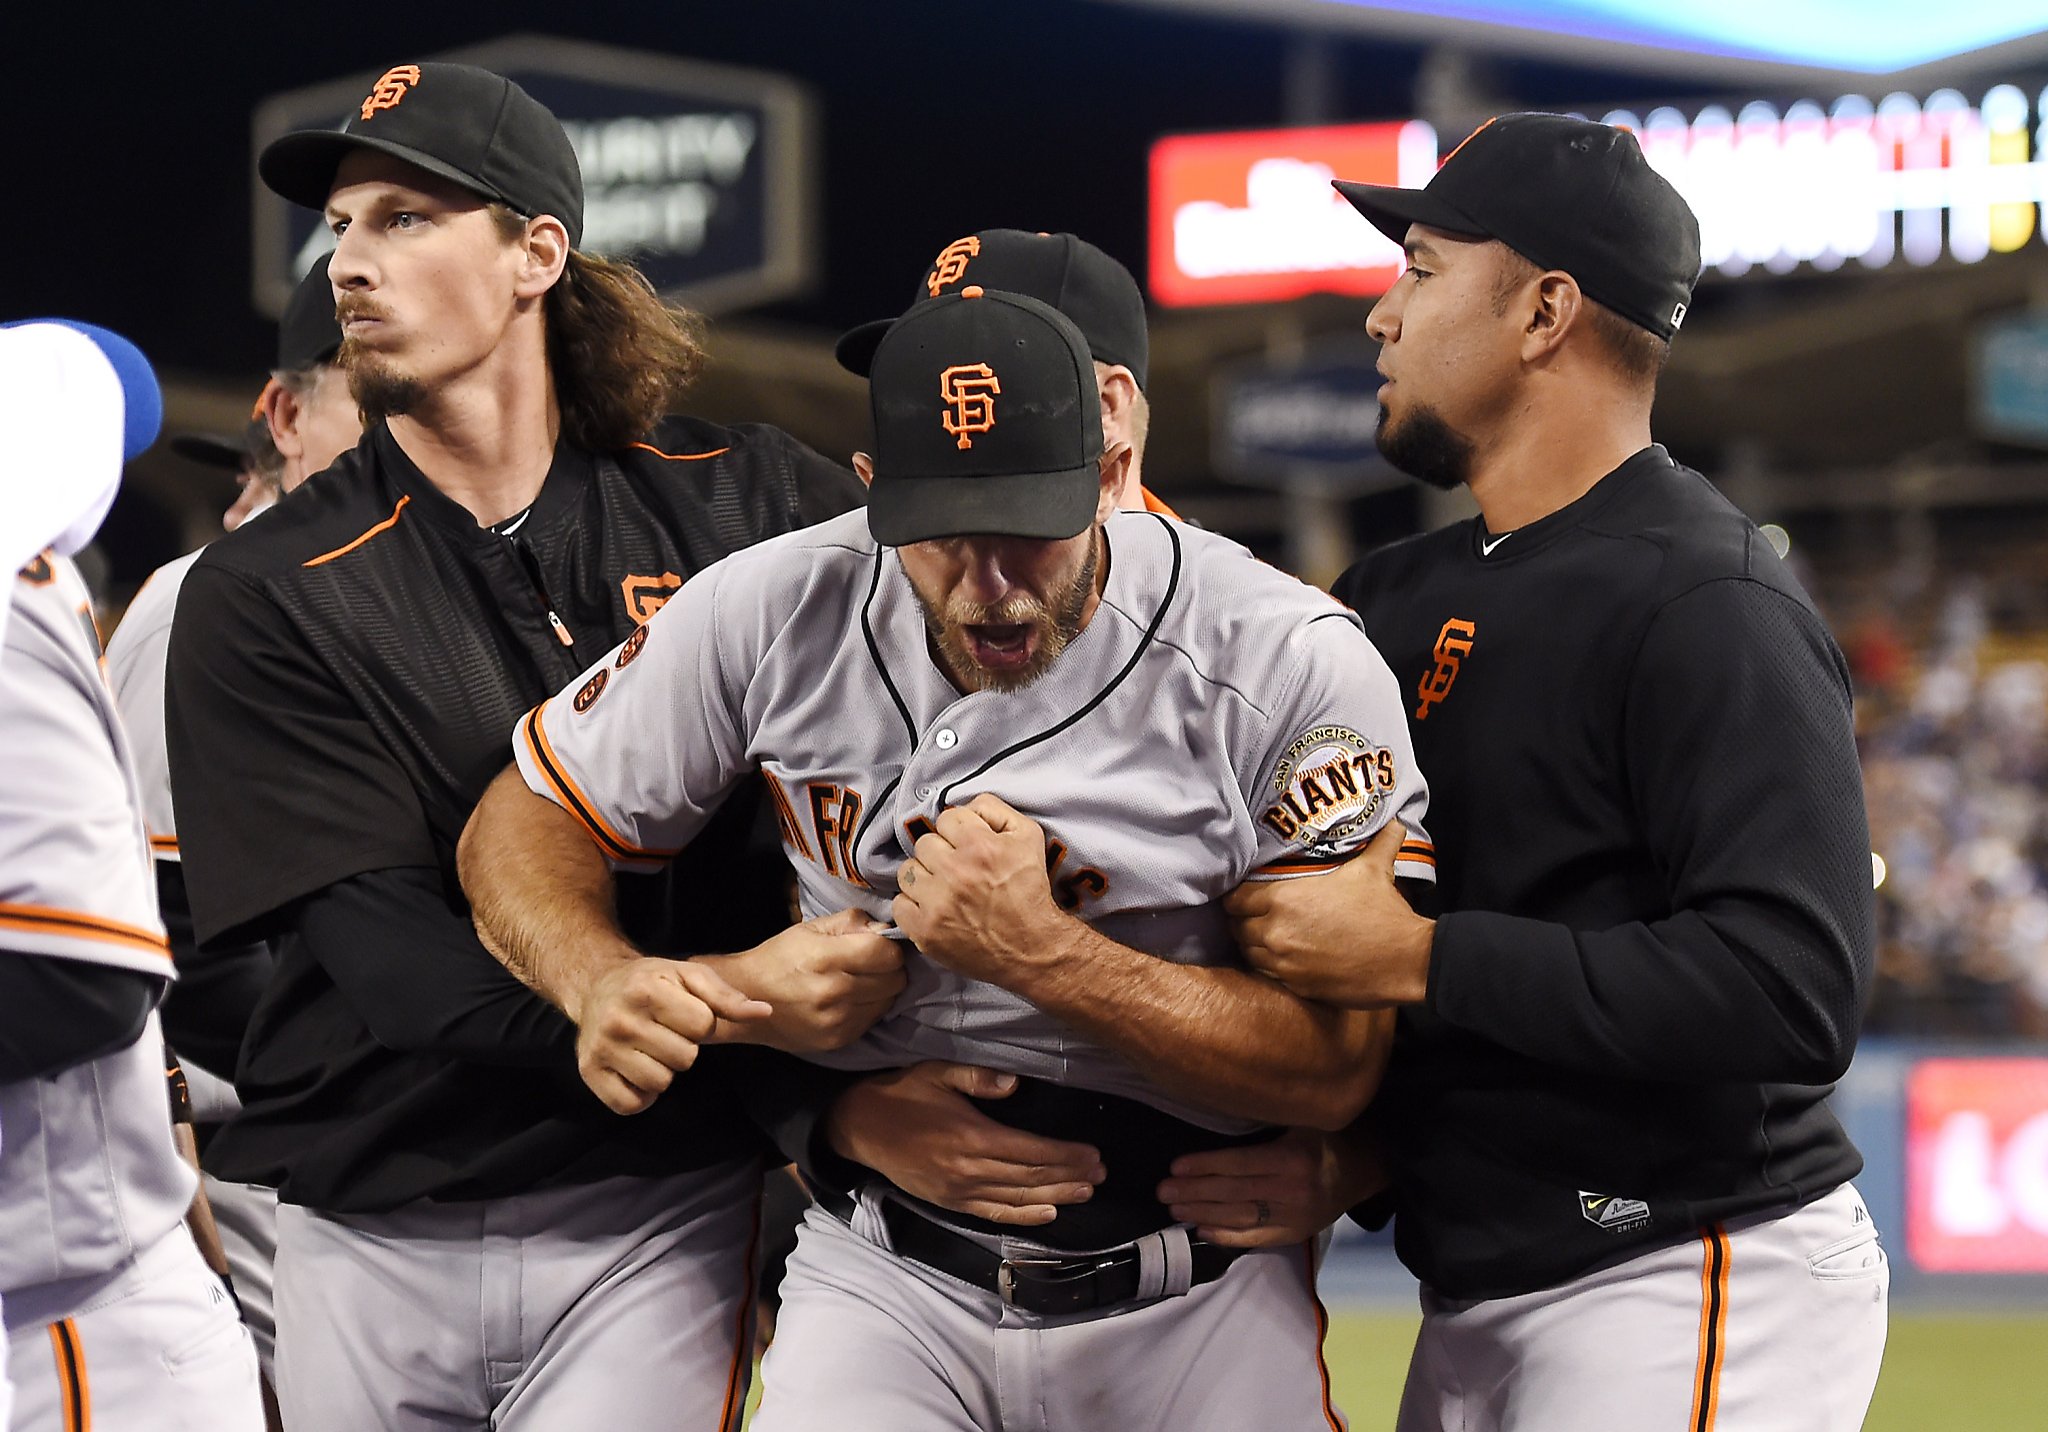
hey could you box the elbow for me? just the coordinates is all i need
[1298,1067,1377,1132]
[454,803,488,898]
[1792,1019,1858,1084]
[456,764,521,893]
[1757,992,1861,1085]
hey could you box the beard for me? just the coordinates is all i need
[915,537,1098,693]
[340,339,424,423]
[335,296,423,423]
[1377,401,1475,492]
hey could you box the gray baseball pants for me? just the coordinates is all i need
[1396,1182,1888,1432]
[754,1194,1347,1432]
[273,1159,762,1431]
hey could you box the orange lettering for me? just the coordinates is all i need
[360,65,422,121]
[939,364,1001,450]
[926,236,981,296]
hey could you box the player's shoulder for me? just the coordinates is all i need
[191,438,390,584]
[7,552,98,667]
[106,549,205,662]
[627,415,864,528]
[1116,514,1372,691]
[630,415,832,479]
[1592,448,1815,611]
[1334,522,1469,614]
[707,507,877,605]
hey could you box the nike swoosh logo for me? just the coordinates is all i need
[1481,533,1513,555]
[1586,1196,1610,1209]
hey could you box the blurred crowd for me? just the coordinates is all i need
[1836,544,2048,1041]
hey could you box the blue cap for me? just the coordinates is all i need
[1,319,163,461]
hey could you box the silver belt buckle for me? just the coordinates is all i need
[995,1256,1065,1306]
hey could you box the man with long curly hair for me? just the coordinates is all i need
[165,62,887,1431]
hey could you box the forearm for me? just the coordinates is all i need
[156,860,270,1079]
[1429,902,1863,1083]
[294,869,573,1065]
[0,953,163,1080]
[459,766,641,1021]
[1022,918,1390,1130]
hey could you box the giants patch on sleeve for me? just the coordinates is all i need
[1259,725,1395,850]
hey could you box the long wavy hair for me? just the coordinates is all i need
[493,206,707,450]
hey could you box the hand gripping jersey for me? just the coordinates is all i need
[517,508,1435,1132]
[0,555,193,1313]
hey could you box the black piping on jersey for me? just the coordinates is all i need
[935,514,1183,808]
[852,546,920,856]
[520,706,639,864]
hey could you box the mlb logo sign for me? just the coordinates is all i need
[1905,1057,2048,1273]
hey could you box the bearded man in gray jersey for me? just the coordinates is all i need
[461,287,1436,1430]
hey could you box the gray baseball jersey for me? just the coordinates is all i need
[515,507,1434,1133]
[103,548,201,862]
[0,553,193,1314]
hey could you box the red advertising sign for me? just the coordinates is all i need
[1905,1058,2048,1273]
[1148,120,1439,308]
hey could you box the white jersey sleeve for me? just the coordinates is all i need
[1,555,194,1310]
[513,551,756,871]
[0,555,170,975]
[103,550,201,860]
[1242,609,1435,883]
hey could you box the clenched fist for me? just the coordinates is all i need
[697,908,906,1054]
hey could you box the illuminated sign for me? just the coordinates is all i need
[1149,121,1434,307]
[1150,82,2048,307]
[252,36,815,318]
[1603,85,2043,276]
[1905,1058,2048,1274]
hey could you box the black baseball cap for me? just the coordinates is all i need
[1333,113,1701,340]
[168,258,340,474]
[838,230,1149,390]
[866,287,1105,547]
[260,62,584,247]
[277,254,342,372]
[169,425,258,473]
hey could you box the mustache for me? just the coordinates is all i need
[334,296,393,325]
[947,594,1047,627]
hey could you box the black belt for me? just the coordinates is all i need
[881,1202,1245,1316]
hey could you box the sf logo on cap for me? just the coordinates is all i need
[926,237,981,298]
[361,65,423,121]
[940,364,1001,450]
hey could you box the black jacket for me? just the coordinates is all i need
[1337,446,1874,1299]
[166,417,864,1211]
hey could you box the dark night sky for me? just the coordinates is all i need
[9,0,1723,381]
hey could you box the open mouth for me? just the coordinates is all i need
[962,622,1036,669]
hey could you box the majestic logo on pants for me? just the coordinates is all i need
[1415,618,1476,721]
[1579,1190,1652,1234]
[926,236,982,296]
[940,364,1001,450]
[360,66,423,121]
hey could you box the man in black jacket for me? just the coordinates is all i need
[166,62,892,1431]
[1226,114,1888,1431]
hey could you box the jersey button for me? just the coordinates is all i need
[915,784,936,801]
[934,728,958,750]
